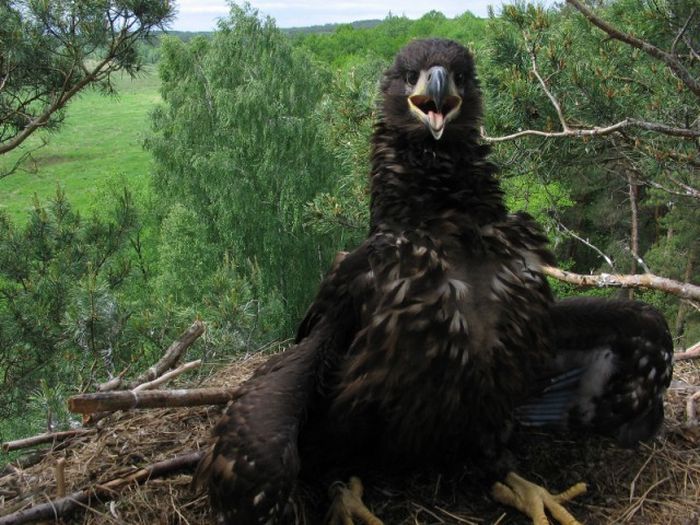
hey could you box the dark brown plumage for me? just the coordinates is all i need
[194,39,673,525]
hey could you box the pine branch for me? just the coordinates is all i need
[0,54,114,155]
[566,0,700,98]
[481,117,700,143]
[482,4,700,144]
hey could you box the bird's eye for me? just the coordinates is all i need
[406,70,419,85]
[455,72,466,85]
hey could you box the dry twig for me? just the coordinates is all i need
[0,451,203,525]
[133,360,202,392]
[97,320,205,392]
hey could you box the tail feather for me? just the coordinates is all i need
[514,368,584,427]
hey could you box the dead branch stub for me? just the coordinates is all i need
[97,320,205,392]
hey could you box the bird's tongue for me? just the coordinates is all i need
[428,110,444,131]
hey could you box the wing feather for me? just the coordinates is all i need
[195,245,374,524]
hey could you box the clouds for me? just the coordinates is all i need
[172,1,497,31]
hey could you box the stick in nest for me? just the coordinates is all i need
[97,320,205,392]
[0,451,203,525]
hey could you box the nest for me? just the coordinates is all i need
[1,354,699,525]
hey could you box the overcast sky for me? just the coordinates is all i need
[171,1,506,31]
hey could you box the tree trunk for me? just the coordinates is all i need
[675,248,696,347]
[628,171,640,299]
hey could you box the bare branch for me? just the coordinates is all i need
[96,366,131,392]
[0,54,113,155]
[97,320,204,392]
[686,390,700,422]
[124,320,204,390]
[2,429,95,452]
[132,359,202,392]
[526,42,569,131]
[542,266,700,301]
[683,35,700,61]
[553,218,616,270]
[665,174,700,199]
[624,246,652,274]
[671,8,696,54]
[481,117,700,143]
[675,341,700,361]
[0,137,47,179]
[566,0,700,98]
[627,172,642,279]
[645,177,700,199]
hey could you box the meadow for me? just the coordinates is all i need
[0,69,160,222]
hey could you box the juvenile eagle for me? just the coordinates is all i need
[194,39,673,525]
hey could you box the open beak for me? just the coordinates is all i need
[407,66,462,140]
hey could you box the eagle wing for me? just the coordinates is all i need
[515,297,673,446]
[194,244,373,524]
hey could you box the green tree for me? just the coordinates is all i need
[305,57,384,242]
[293,11,488,68]
[146,5,342,330]
[155,203,216,304]
[482,0,700,343]
[0,187,140,428]
[0,0,174,167]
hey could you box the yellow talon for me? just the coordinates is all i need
[492,472,587,525]
[326,476,384,525]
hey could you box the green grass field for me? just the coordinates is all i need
[0,69,160,223]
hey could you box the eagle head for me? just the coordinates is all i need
[380,38,482,141]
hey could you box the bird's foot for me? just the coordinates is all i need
[492,472,587,525]
[326,476,383,525]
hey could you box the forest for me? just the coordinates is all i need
[0,0,698,462]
